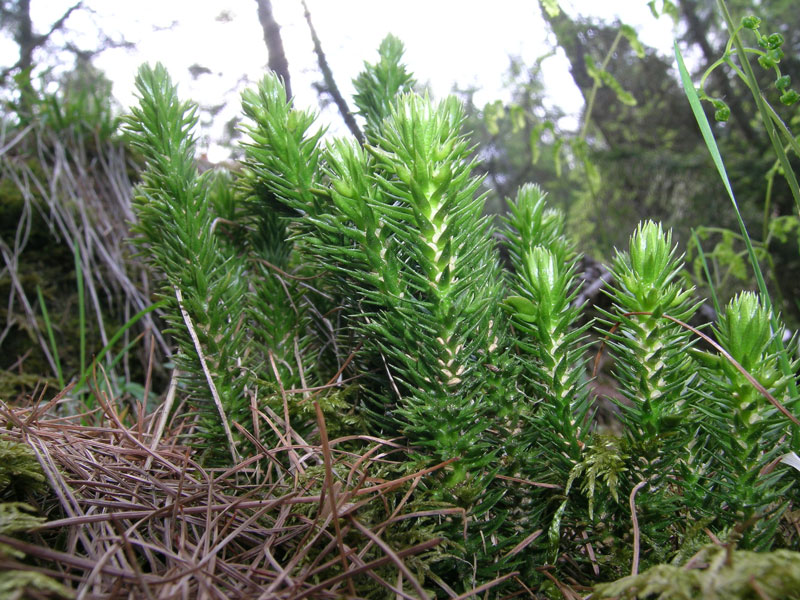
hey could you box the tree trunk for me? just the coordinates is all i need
[537,6,617,144]
[12,0,36,112]
[255,0,292,99]
[1,0,83,113]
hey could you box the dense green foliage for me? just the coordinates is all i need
[3,1,800,597]
[118,31,800,594]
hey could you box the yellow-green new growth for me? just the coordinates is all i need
[698,291,797,548]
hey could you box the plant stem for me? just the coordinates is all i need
[73,238,85,395]
[36,284,64,389]
[580,30,624,141]
[716,0,800,216]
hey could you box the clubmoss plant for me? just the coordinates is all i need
[503,184,590,457]
[123,64,253,463]
[501,184,595,568]
[243,73,510,490]
[603,221,699,447]
[122,35,800,595]
[697,292,797,548]
[238,42,521,587]
[598,221,702,561]
[352,33,416,137]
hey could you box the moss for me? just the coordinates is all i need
[0,503,69,600]
[594,544,800,599]
[0,570,74,600]
[0,502,46,534]
[0,439,48,499]
[0,159,53,250]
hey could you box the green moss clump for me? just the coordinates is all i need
[0,445,70,599]
[594,544,800,599]
[0,501,45,534]
[0,570,74,600]
[0,439,47,499]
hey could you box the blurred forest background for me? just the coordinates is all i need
[1,0,799,400]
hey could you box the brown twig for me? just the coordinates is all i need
[2,395,464,598]
[315,400,356,597]
[504,529,543,559]
[629,479,648,576]
[255,0,292,98]
[300,0,365,144]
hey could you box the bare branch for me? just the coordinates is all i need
[301,0,364,143]
[254,0,292,99]
[0,0,82,88]
[42,1,83,43]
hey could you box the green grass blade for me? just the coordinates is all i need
[35,284,64,389]
[675,41,799,404]
[690,228,721,318]
[73,239,86,389]
[74,299,169,393]
[674,42,764,291]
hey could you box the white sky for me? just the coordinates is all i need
[9,1,677,159]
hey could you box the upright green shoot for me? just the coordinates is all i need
[73,239,85,397]
[35,285,64,390]
[124,63,253,463]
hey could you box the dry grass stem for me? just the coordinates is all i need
[0,388,472,598]
[629,480,648,577]
[174,286,240,464]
